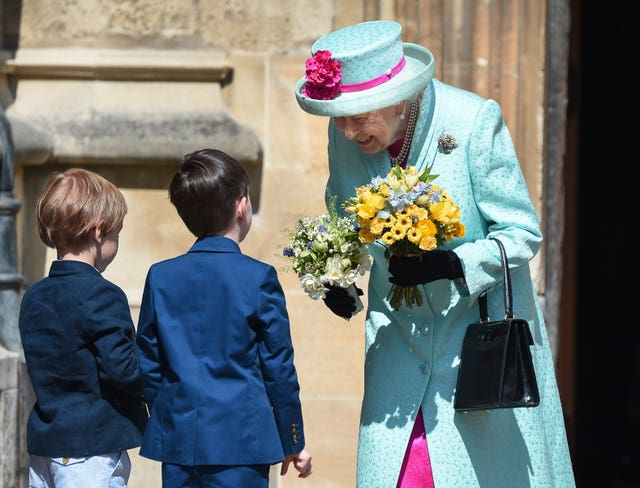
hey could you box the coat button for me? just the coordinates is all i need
[62,458,69,465]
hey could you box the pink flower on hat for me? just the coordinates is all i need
[302,50,342,100]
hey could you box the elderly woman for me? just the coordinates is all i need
[295,20,575,488]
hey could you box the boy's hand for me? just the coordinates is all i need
[281,449,313,478]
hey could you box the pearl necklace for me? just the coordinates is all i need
[388,99,419,167]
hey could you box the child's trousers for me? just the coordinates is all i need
[162,461,270,488]
[28,451,131,488]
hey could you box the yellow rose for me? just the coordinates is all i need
[359,188,386,210]
[369,217,387,236]
[416,219,437,237]
[409,205,428,221]
[419,235,437,251]
[356,203,377,220]
[358,228,376,244]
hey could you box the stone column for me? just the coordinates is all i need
[0,107,23,352]
[0,106,28,487]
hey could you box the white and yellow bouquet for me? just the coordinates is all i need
[282,195,371,314]
[343,164,465,310]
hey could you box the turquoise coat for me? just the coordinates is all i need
[325,79,575,487]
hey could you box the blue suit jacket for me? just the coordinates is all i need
[18,260,148,457]
[136,235,305,466]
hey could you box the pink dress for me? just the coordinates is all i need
[390,140,434,487]
[396,409,434,487]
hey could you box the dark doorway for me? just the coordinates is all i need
[572,1,638,486]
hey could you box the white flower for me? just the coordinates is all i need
[300,273,326,300]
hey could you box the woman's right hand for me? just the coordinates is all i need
[322,285,363,319]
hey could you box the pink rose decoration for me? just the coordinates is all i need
[302,50,342,100]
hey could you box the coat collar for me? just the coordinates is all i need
[48,259,101,277]
[188,235,241,254]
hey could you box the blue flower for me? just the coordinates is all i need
[282,247,294,257]
[387,189,413,212]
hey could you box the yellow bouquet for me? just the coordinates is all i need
[343,164,465,309]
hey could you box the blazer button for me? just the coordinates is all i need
[62,458,69,465]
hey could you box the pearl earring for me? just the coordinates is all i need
[399,113,405,120]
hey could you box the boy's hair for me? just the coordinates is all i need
[36,168,127,251]
[170,149,250,238]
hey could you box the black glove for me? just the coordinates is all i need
[388,250,464,286]
[322,285,364,319]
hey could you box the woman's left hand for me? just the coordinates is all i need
[388,250,463,286]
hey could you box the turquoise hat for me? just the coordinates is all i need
[295,20,435,117]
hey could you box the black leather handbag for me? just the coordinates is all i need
[454,237,540,412]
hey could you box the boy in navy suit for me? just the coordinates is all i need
[19,168,148,487]
[136,149,313,487]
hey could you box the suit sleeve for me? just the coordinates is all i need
[255,265,306,456]
[83,280,143,399]
[135,271,163,408]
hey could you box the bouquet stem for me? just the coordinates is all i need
[387,284,423,310]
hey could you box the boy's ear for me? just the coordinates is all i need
[236,196,248,219]
[92,220,107,242]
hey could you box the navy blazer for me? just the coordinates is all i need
[136,235,305,466]
[18,260,148,457]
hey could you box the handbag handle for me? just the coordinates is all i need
[478,237,513,322]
